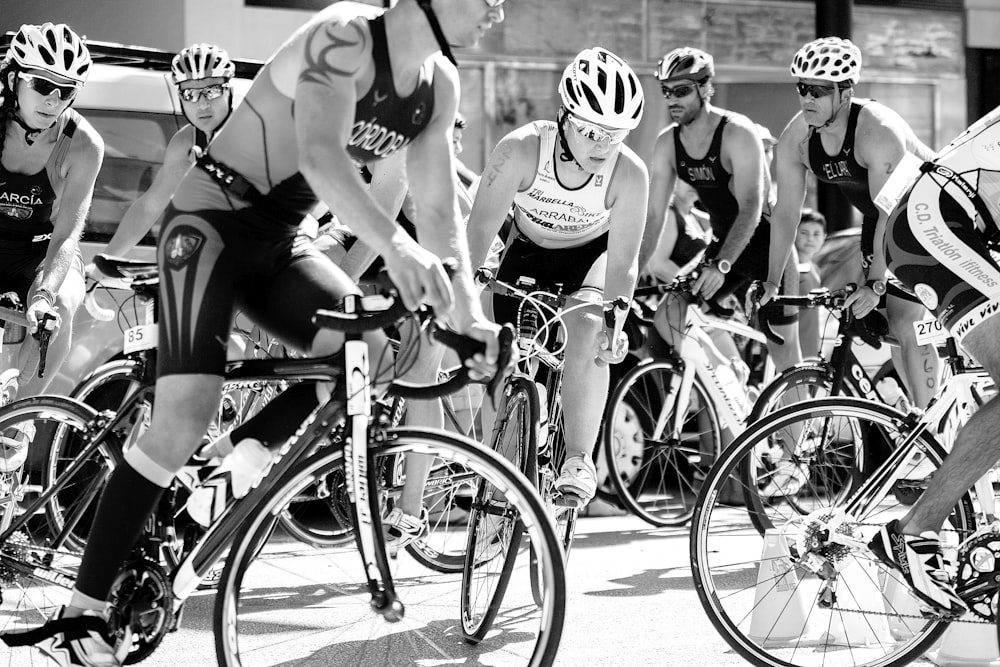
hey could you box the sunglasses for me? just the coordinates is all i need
[566,115,629,145]
[484,0,504,6]
[660,83,697,100]
[796,82,837,98]
[179,84,229,103]
[19,73,79,101]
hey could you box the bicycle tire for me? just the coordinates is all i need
[213,427,565,667]
[461,376,537,641]
[747,363,834,423]
[601,358,722,527]
[0,396,123,638]
[690,397,976,667]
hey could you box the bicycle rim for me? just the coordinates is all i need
[461,377,536,640]
[1,397,113,639]
[690,398,974,667]
[603,359,721,526]
[214,428,565,667]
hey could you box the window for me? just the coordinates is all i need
[78,110,181,245]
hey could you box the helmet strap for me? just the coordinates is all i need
[555,112,585,171]
[9,108,49,146]
[415,0,457,67]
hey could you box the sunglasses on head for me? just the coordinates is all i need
[660,83,697,100]
[19,73,79,101]
[179,84,229,103]
[566,115,629,145]
[796,82,837,98]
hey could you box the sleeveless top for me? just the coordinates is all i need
[0,110,79,269]
[674,114,739,238]
[808,100,881,270]
[511,121,616,250]
[175,12,435,221]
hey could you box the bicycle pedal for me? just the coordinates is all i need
[553,493,585,509]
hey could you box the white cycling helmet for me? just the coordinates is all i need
[9,23,91,84]
[656,47,714,84]
[171,44,235,84]
[559,47,644,131]
[790,37,862,85]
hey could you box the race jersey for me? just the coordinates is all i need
[0,110,79,272]
[674,114,739,239]
[511,121,615,249]
[172,10,435,220]
[808,100,881,271]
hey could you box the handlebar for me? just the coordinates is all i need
[0,295,56,379]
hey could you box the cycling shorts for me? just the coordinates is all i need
[492,232,608,326]
[886,171,1000,346]
[157,204,357,377]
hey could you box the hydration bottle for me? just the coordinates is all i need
[186,437,274,527]
[516,276,539,351]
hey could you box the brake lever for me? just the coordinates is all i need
[33,313,57,378]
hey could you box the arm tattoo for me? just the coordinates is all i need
[884,161,895,175]
[300,22,365,86]
[485,142,514,188]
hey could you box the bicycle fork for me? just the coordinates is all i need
[344,338,403,622]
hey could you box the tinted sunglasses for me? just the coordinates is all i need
[566,115,629,145]
[19,73,79,101]
[179,84,229,103]
[661,83,698,100]
[796,82,837,98]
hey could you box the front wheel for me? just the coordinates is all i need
[690,397,976,667]
[601,358,721,526]
[214,427,565,667]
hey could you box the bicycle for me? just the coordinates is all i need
[688,331,999,667]
[460,268,619,639]
[0,274,566,667]
[600,273,769,526]
[0,293,56,406]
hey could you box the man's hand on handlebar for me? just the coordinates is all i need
[692,264,725,299]
[843,284,879,319]
[384,236,455,313]
[26,294,59,336]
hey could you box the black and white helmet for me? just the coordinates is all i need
[790,37,862,85]
[171,44,235,84]
[656,47,714,84]
[559,47,644,131]
[9,23,91,84]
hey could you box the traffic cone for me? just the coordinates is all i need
[821,556,888,647]
[929,612,1000,667]
[748,529,810,645]
[881,569,922,641]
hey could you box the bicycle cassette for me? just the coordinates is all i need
[956,529,1000,623]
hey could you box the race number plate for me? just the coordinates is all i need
[912,316,948,346]
[123,324,157,354]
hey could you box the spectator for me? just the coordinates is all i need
[795,208,827,358]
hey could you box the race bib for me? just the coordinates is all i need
[912,315,948,346]
[123,324,157,354]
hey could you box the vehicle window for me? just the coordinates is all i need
[78,109,181,245]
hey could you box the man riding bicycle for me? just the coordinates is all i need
[17,2,509,666]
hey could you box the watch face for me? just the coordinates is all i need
[717,259,731,274]
[871,280,886,295]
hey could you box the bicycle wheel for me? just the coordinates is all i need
[601,358,722,526]
[748,363,834,423]
[0,396,122,637]
[461,376,537,641]
[214,428,564,667]
[690,397,976,667]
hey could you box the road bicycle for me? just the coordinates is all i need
[460,268,626,640]
[600,273,769,526]
[0,267,566,667]
[688,328,999,667]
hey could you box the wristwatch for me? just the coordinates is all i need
[866,279,887,296]
[715,258,732,275]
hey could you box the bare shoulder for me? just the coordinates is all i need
[614,143,649,182]
[67,113,104,166]
[776,111,811,164]
[493,122,541,166]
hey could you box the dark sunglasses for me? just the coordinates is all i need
[19,73,80,101]
[179,84,229,103]
[796,82,837,98]
[660,83,697,100]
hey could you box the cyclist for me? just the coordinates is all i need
[638,47,802,391]
[94,43,237,258]
[22,1,507,665]
[0,23,104,398]
[762,37,940,409]
[866,107,1000,618]
[465,46,648,507]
